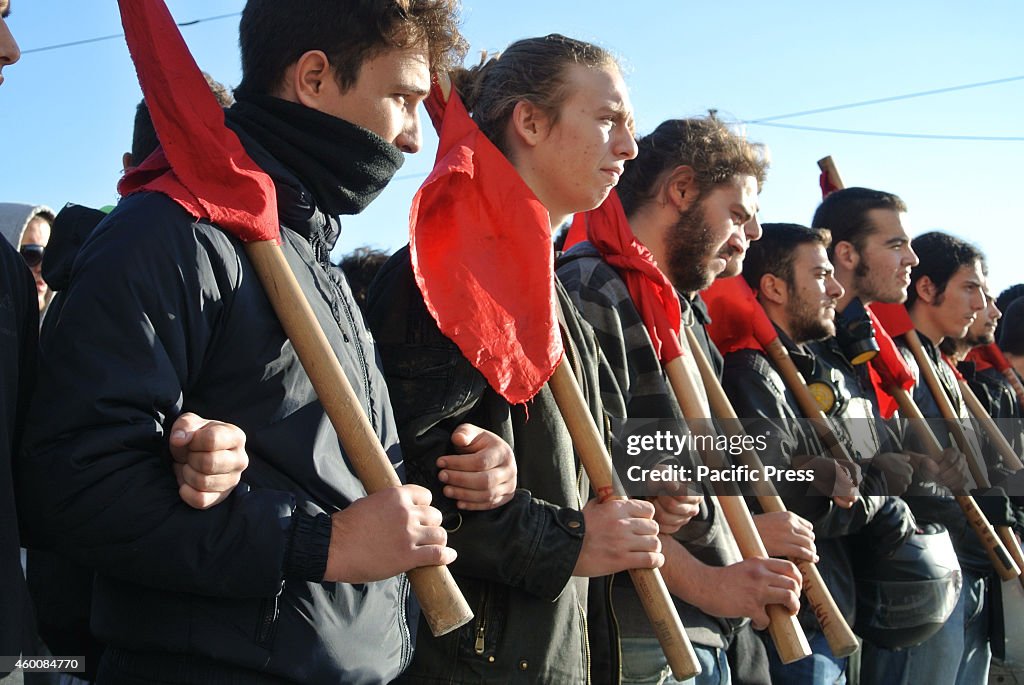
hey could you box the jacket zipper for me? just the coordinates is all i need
[473,587,491,656]
[256,581,284,644]
[578,600,592,685]
[607,573,622,682]
[398,573,414,671]
[311,234,375,428]
[337,290,374,423]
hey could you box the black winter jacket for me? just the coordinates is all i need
[366,247,617,685]
[18,138,415,684]
[0,238,37,674]
[897,333,993,576]
[722,332,915,632]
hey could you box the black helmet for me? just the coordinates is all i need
[851,522,962,649]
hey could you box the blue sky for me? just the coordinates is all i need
[2,0,1022,294]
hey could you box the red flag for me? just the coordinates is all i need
[968,342,1010,373]
[819,171,841,199]
[577,191,683,363]
[864,304,915,419]
[702,276,779,355]
[867,302,915,338]
[410,84,561,404]
[115,0,278,243]
[563,213,588,251]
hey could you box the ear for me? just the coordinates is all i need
[509,100,551,148]
[831,240,859,272]
[122,152,134,173]
[915,275,938,305]
[287,50,333,109]
[758,272,788,306]
[663,166,699,212]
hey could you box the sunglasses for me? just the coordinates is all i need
[20,243,45,268]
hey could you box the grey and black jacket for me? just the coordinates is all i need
[366,246,618,684]
[557,242,744,650]
[17,135,415,684]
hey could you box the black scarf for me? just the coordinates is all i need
[226,94,404,217]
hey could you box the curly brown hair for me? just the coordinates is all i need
[236,0,467,97]
[617,116,768,217]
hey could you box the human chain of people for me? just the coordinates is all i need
[2,2,1024,685]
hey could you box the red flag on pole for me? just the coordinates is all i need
[562,212,588,252]
[702,276,779,355]
[410,84,561,405]
[864,304,916,419]
[115,1,278,243]
[575,191,683,363]
[819,171,841,199]
[968,342,1011,374]
[868,302,915,338]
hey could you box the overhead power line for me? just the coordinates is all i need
[22,11,241,55]
[748,121,1024,142]
[747,75,1024,123]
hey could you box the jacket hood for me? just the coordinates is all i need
[0,202,55,248]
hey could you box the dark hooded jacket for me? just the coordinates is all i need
[897,333,994,577]
[366,247,618,685]
[0,237,38,676]
[721,329,915,633]
[17,102,416,685]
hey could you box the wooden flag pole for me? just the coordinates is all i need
[955,373,1024,589]
[958,378,1024,471]
[682,328,859,658]
[817,156,845,190]
[901,333,1024,574]
[762,339,860,475]
[817,155,1020,582]
[246,241,474,636]
[664,335,812,664]
[876,377,1020,582]
[547,355,701,680]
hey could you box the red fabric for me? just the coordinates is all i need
[702,276,779,355]
[410,83,561,404]
[116,0,278,243]
[577,191,683,363]
[867,302,915,338]
[967,343,1010,373]
[563,213,588,251]
[864,305,915,419]
[820,170,841,199]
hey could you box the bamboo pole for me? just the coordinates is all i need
[663,335,811,664]
[959,378,1024,471]
[547,356,701,680]
[246,241,473,636]
[879,380,1020,582]
[683,328,859,657]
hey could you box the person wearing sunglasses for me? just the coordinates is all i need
[0,203,55,314]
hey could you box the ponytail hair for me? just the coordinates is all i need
[450,33,617,154]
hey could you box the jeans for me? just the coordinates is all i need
[861,569,990,685]
[620,638,730,685]
[767,629,847,685]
